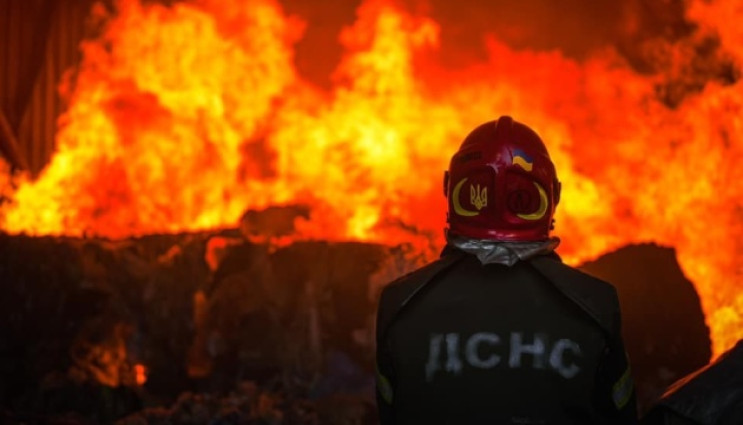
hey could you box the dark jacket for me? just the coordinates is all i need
[641,340,743,425]
[376,248,638,424]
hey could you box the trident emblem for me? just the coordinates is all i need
[470,184,487,210]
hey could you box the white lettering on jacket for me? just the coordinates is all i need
[424,332,582,382]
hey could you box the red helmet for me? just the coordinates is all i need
[444,116,561,241]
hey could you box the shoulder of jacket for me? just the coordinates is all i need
[529,255,620,336]
[536,256,618,295]
[531,255,618,299]
[381,254,460,304]
[377,251,466,338]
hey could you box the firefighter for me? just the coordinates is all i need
[375,116,638,424]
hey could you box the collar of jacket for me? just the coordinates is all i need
[444,234,561,266]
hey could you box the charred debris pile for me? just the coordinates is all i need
[0,210,711,424]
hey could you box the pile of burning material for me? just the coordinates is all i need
[0,214,711,423]
[580,244,711,413]
[0,206,425,423]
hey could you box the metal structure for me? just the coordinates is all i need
[0,0,97,175]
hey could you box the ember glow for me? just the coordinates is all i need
[134,363,147,386]
[0,0,741,357]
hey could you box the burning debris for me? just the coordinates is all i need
[580,244,711,413]
[0,222,424,423]
[0,226,710,423]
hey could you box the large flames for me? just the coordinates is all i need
[0,0,741,358]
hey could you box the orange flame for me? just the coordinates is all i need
[0,0,741,358]
[134,363,147,386]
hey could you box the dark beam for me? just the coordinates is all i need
[0,110,29,170]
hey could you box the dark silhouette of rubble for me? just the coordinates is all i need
[0,234,713,423]
[579,243,712,413]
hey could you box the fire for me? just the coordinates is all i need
[0,0,741,357]
[134,363,147,386]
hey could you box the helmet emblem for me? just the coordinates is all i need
[470,184,487,210]
[452,178,479,217]
[516,182,548,221]
[512,149,534,172]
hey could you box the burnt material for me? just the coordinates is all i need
[0,236,713,423]
[0,231,392,423]
[0,231,213,421]
[203,240,389,391]
[579,243,712,414]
